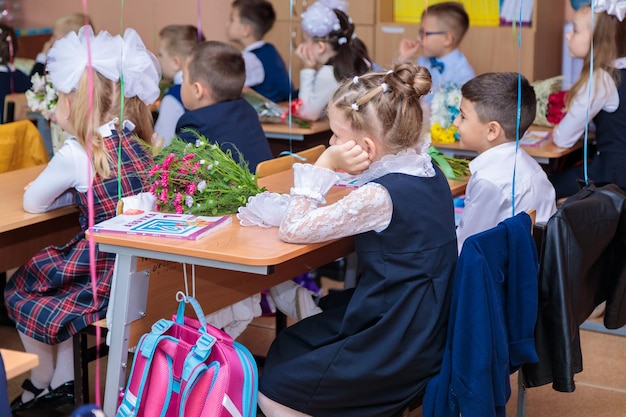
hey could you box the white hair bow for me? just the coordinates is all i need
[47,26,122,95]
[121,28,162,105]
[595,0,626,21]
[301,0,348,38]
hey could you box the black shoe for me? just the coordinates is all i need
[10,379,46,411]
[25,381,75,410]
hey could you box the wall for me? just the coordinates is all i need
[19,0,231,52]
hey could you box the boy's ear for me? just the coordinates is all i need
[173,56,184,71]
[486,121,503,142]
[443,31,455,47]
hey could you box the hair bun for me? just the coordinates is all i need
[411,65,433,98]
[386,63,432,99]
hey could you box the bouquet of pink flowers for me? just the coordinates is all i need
[149,134,265,215]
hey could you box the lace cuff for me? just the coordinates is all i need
[237,191,291,227]
[291,163,339,203]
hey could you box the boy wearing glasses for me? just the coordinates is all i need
[397,1,475,104]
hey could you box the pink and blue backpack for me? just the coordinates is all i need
[116,296,258,417]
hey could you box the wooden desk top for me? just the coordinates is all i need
[261,117,330,136]
[1,165,79,234]
[92,169,467,266]
[432,126,584,160]
[1,348,39,380]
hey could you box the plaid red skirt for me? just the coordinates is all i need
[5,128,152,344]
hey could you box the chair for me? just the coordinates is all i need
[520,183,626,395]
[4,93,29,123]
[422,212,539,417]
[4,93,54,156]
[0,119,49,173]
[255,144,326,178]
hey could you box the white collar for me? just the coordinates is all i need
[243,40,266,52]
[356,147,435,186]
[173,70,183,84]
[97,118,136,137]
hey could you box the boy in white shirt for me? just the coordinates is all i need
[454,72,557,253]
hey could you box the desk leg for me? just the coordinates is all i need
[103,254,137,417]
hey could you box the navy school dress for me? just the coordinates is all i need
[4,127,153,345]
[259,166,458,417]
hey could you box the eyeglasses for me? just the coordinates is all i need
[417,29,447,39]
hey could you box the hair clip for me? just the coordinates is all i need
[352,76,359,84]
[351,102,359,111]
[381,83,388,93]
[338,37,348,45]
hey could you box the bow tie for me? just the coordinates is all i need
[429,57,445,74]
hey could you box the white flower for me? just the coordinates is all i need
[197,180,207,192]
[185,195,194,207]
[26,73,58,120]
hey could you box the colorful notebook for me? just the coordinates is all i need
[92,211,232,240]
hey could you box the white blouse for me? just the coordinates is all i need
[297,65,338,121]
[23,138,90,213]
[553,58,626,148]
[278,148,435,244]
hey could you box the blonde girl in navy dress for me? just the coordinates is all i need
[258,63,458,417]
[5,26,161,412]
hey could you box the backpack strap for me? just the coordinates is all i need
[117,319,175,417]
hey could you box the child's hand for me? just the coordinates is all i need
[398,38,421,62]
[296,43,317,69]
[315,141,370,174]
[151,132,164,156]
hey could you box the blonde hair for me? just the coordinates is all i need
[70,70,153,178]
[567,6,626,109]
[55,13,93,37]
[159,25,205,59]
[423,2,470,46]
[330,63,432,154]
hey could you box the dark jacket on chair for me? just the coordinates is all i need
[423,212,539,417]
[522,184,626,392]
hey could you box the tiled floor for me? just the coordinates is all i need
[3,287,626,416]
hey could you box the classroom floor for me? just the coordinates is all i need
[3,278,626,417]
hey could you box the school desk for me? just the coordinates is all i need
[432,126,585,169]
[262,118,332,157]
[96,168,467,415]
[0,165,80,272]
[1,348,39,380]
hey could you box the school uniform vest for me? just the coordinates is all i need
[175,98,272,173]
[590,68,626,190]
[164,84,183,106]
[250,44,293,103]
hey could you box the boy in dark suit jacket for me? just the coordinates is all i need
[226,0,294,103]
[175,40,272,173]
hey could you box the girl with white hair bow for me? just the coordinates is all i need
[550,0,626,199]
[296,0,373,121]
[5,25,161,413]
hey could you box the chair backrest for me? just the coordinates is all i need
[423,212,539,417]
[255,145,325,179]
[0,120,49,173]
[4,93,29,123]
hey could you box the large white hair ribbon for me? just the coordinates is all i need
[121,28,162,105]
[301,0,348,38]
[594,0,626,21]
[47,25,123,94]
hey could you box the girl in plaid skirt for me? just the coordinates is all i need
[5,26,161,413]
